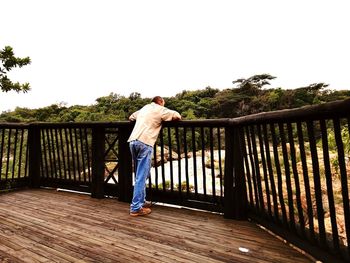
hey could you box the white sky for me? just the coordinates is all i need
[1,0,350,112]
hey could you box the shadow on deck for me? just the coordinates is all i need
[0,189,316,263]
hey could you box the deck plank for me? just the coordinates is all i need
[0,189,315,263]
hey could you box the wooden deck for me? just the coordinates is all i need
[0,189,315,263]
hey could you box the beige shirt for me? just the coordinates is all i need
[127,102,181,146]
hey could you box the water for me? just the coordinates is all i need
[149,156,223,195]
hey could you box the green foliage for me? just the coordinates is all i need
[1,74,350,123]
[182,108,197,120]
[326,124,350,176]
[328,125,350,155]
[154,180,171,190]
[176,181,194,192]
[0,46,31,93]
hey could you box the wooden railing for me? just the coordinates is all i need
[148,120,227,212]
[24,121,227,212]
[0,123,29,190]
[1,98,350,262]
[232,99,350,263]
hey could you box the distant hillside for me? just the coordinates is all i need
[1,81,350,123]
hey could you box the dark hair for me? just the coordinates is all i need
[152,96,164,105]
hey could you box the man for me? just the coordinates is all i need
[128,96,181,216]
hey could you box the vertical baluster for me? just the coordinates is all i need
[183,127,189,195]
[209,127,216,200]
[217,127,223,201]
[333,118,350,257]
[251,125,265,212]
[175,126,182,196]
[257,124,272,218]
[242,127,254,207]
[84,128,91,181]
[41,129,49,179]
[153,144,158,191]
[307,120,327,248]
[147,148,153,191]
[24,130,29,178]
[44,129,50,177]
[54,129,62,180]
[191,127,198,196]
[160,129,166,191]
[39,131,44,179]
[0,129,4,179]
[64,128,72,180]
[167,127,174,192]
[18,129,25,178]
[74,128,82,182]
[49,129,58,179]
[287,122,305,236]
[245,126,260,211]
[79,128,87,183]
[201,127,207,196]
[11,129,19,180]
[297,122,315,242]
[270,123,288,228]
[45,129,54,178]
[59,128,67,180]
[279,122,296,231]
[5,128,12,181]
[69,128,76,181]
[262,123,279,223]
[102,130,110,184]
[320,119,339,251]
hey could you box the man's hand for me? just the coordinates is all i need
[172,112,182,121]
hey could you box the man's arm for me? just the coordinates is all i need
[161,108,181,121]
[172,112,181,121]
[129,111,139,121]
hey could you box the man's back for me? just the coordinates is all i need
[128,102,181,146]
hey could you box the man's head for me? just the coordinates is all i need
[152,96,165,106]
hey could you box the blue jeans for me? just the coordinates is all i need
[129,140,153,212]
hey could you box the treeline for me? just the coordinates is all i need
[1,74,350,123]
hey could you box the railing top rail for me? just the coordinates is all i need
[0,123,30,128]
[28,121,132,128]
[29,120,232,128]
[162,118,231,127]
[0,119,232,128]
[231,98,350,125]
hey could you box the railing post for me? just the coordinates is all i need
[118,124,133,203]
[28,124,41,188]
[91,126,105,198]
[224,124,247,219]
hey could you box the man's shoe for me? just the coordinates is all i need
[130,207,152,217]
[143,201,153,208]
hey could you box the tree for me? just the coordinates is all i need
[129,92,141,100]
[0,46,31,92]
[232,73,276,94]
